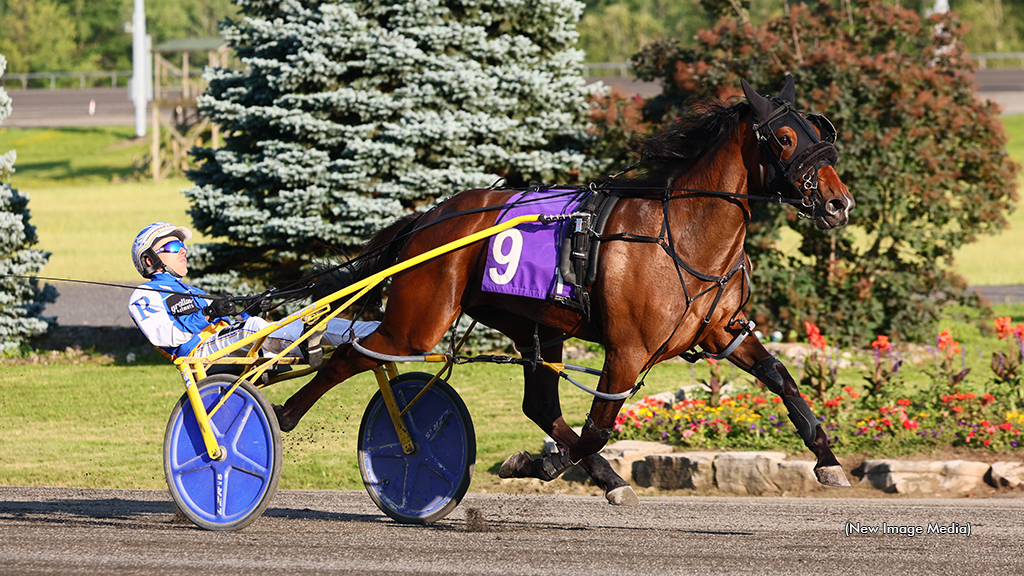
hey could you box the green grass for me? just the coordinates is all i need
[1,126,149,189]
[27,179,209,281]
[0,353,698,491]
[1,127,207,281]
[950,114,1024,285]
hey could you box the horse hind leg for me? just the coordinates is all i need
[276,314,456,432]
[495,331,638,505]
[275,342,382,431]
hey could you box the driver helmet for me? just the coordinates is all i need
[132,222,192,278]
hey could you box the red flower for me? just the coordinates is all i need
[999,422,1013,431]
[897,398,911,406]
[902,419,919,430]
[804,322,827,349]
[952,406,963,413]
[881,418,893,426]
[937,328,962,355]
[871,334,891,351]
[995,316,1013,340]
[983,439,992,446]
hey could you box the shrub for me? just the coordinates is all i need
[601,0,1019,345]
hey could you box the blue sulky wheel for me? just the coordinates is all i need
[358,373,476,524]
[163,375,282,531]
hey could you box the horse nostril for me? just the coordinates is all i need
[826,198,846,216]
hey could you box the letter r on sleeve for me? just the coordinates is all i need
[131,296,160,320]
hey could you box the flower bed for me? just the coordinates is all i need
[612,319,1024,455]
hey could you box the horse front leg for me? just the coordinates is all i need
[496,333,638,505]
[716,327,851,487]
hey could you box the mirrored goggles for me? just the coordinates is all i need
[153,239,186,254]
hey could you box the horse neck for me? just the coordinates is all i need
[665,127,754,262]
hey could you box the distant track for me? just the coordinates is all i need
[4,68,1024,129]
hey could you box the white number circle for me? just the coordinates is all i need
[488,228,523,285]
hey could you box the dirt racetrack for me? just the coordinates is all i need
[1,486,1022,575]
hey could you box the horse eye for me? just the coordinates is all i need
[780,135,792,146]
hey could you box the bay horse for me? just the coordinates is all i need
[276,75,855,503]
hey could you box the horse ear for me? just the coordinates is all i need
[778,74,796,105]
[741,78,773,123]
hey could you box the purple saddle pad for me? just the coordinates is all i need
[480,189,587,300]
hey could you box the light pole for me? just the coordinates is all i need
[131,0,151,137]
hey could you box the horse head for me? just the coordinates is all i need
[742,75,854,229]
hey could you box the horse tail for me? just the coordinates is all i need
[310,212,425,311]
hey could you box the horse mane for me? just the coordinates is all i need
[611,100,750,194]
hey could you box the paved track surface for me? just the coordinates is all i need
[0,487,1021,575]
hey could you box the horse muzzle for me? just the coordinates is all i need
[807,165,854,229]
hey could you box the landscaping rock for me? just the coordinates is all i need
[988,462,1024,489]
[644,390,679,406]
[857,459,990,493]
[639,452,719,490]
[773,460,820,493]
[599,440,674,484]
[549,439,673,484]
[713,451,788,495]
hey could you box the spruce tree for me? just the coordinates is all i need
[185,0,602,294]
[0,54,55,353]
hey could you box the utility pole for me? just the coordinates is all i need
[131,0,152,137]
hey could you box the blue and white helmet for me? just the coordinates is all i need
[132,222,192,278]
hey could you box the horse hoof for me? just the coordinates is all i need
[498,451,533,479]
[272,404,295,433]
[606,485,640,506]
[815,465,852,487]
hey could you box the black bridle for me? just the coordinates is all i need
[750,98,839,212]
